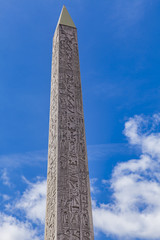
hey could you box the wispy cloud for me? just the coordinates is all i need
[108,0,151,38]
[0,143,133,169]
[87,142,135,161]
[112,0,146,23]
[0,178,46,240]
[0,150,47,168]
[92,80,160,110]
[93,113,160,239]
[0,213,40,240]
[1,194,10,202]
[90,178,99,194]
[1,169,11,187]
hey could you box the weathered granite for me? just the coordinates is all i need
[45,6,94,240]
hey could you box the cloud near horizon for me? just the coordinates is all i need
[93,113,160,239]
[0,180,46,240]
[0,213,40,240]
[1,113,160,240]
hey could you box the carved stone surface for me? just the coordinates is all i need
[45,19,94,240]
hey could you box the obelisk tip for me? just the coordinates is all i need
[58,5,76,28]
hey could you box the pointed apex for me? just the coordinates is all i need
[58,6,76,28]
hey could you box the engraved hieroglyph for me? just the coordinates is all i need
[45,6,94,240]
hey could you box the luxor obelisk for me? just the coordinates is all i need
[45,6,94,240]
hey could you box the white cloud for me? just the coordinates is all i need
[1,169,11,187]
[15,179,46,224]
[93,113,160,239]
[0,213,40,240]
[3,113,160,239]
[124,113,160,160]
[0,178,46,240]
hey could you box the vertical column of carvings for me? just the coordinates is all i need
[45,27,59,240]
[57,24,94,240]
[57,24,70,239]
[57,24,72,240]
[73,28,94,240]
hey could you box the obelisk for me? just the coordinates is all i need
[45,6,94,240]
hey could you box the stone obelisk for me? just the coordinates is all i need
[45,6,94,240]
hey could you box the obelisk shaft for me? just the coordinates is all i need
[45,6,94,240]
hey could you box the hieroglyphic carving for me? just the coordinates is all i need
[45,22,94,240]
[45,24,59,240]
[57,24,94,240]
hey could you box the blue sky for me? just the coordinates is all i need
[1,0,160,239]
